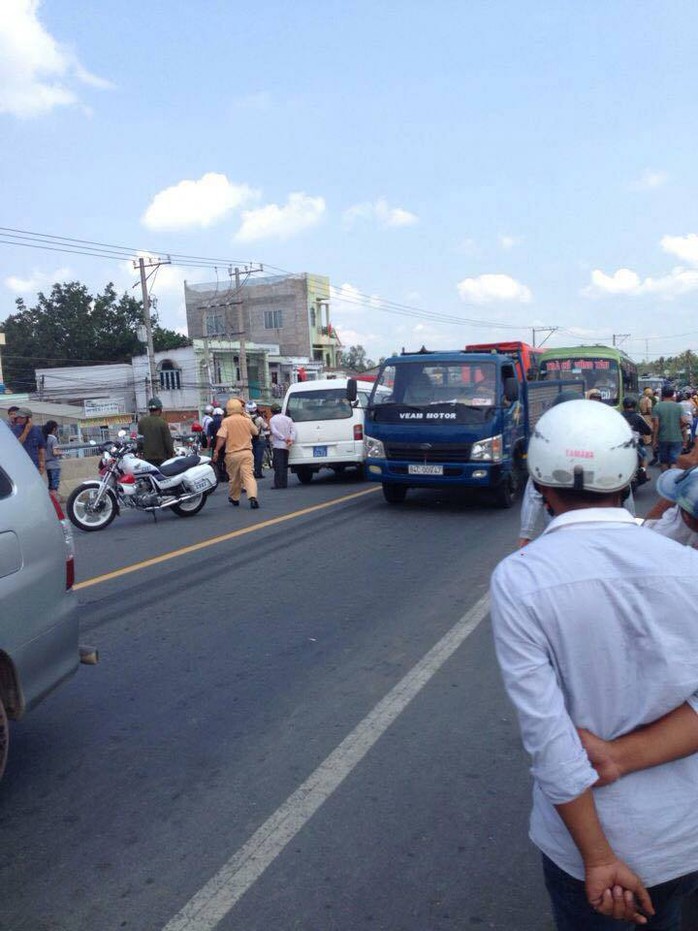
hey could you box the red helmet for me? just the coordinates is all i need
[191,421,203,432]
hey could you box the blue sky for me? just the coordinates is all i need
[2,0,698,363]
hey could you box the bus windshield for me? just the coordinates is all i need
[539,357,620,404]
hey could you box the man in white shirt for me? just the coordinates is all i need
[491,399,698,929]
[269,403,297,489]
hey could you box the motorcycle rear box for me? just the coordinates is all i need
[182,464,217,493]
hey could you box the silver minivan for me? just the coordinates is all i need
[0,421,82,780]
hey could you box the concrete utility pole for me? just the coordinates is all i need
[230,264,263,396]
[134,255,171,395]
[532,326,558,348]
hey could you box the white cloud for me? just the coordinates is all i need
[235,192,325,242]
[0,0,112,118]
[5,265,72,294]
[661,233,698,266]
[343,197,418,229]
[631,169,669,191]
[499,234,519,250]
[583,266,698,299]
[142,172,259,232]
[456,273,532,304]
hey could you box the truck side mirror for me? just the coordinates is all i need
[346,378,358,402]
[504,377,519,402]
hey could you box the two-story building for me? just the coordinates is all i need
[184,272,341,371]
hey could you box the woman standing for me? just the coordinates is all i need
[42,420,63,497]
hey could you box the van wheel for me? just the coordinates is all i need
[0,699,8,782]
[382,484,407,504]
[296,467,314,484]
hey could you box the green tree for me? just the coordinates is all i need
[339,345,375,373]
[1,281,190,391]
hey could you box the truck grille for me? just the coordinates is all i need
[384,442,472,462]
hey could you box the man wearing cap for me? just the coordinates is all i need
[491,399,698,929]
[137,397,175,467]
[643,467,698,546]
[11,408,46,474]
[213,399,259,509]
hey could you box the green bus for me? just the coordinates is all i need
[537,345,638,411]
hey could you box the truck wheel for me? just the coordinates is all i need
[0,698,8,782]
[494,473,517,509]
[382,484,407,504]
[296,467,314,485]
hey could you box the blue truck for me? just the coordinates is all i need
[363,347,580,506]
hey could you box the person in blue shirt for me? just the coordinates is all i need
[11,407,46,474]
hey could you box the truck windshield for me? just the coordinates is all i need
[369,360,498,421]
[539,357,620,405]
[286,388,352,422]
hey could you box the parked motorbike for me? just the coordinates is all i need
[66,432,218,532]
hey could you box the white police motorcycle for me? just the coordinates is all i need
[66,431,217,532]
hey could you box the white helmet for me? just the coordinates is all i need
[245,401,257,413]
[528,399,636,493]
[204,404,214,414]
[213,407,224,416]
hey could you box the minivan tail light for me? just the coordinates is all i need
[49,492,75,590]
[353,424,363,441]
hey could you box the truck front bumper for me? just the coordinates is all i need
[365,458,505,487]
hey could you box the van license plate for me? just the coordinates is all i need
[313,446,328,457]
[408,464,443,475]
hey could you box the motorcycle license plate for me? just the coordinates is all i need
[194,477,212,490]
[408,464,443,475]
[313,446,328,457]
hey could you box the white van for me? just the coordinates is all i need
[283,377,379,483]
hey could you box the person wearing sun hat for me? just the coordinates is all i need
[643,466,698,547]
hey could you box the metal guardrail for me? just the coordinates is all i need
[61,443,105,458]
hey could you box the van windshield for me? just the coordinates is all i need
[286,388,352,422]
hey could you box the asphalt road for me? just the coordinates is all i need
[0,472,660,930]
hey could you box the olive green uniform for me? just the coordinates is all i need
[137,413,175,466]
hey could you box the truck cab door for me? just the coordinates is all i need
[501,366,523,453]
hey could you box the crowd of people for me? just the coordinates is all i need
[189,396,297,508]
[6,405,65,499]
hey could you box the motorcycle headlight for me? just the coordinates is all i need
[364,435,385,459]
[470,435,503,462]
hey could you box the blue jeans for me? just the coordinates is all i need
[543,855,698,931]
[252,439,266,477]
[46,467,60,491]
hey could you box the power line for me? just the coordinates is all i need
[0,226,537,332]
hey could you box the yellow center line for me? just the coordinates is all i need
[73,486,380,591]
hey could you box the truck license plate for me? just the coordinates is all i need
[313,446,328,457]
[408,464,443,475]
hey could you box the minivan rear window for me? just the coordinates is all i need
[287,388,352,422]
